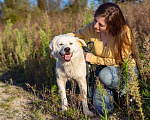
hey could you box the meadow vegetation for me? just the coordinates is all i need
[0,1,150,119]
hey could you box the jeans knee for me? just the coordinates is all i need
[99,66,119,89]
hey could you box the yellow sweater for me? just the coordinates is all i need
[68,21,136,67]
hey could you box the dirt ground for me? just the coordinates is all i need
[0,82,61,120]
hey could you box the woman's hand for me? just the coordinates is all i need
[85,52,93,62]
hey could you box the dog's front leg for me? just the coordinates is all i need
[57,78,68,111]
[77,78,94,116]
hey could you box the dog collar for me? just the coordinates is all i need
[79,42,82,49]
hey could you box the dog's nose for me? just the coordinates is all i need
[64,47,70,52]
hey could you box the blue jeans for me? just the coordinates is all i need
[93,65,138,115]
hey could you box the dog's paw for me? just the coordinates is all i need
[62,105,67,112]
[84,110,94,117]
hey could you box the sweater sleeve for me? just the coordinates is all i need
[90,55,116,66]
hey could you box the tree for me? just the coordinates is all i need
[47,0,62,13]
[0,1,2,17]
[4,0,16,9]
[37,0,47,11]
[1,0,31,23]
[64,0,88,13]
[97,0,110,3]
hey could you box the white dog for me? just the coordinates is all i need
[49,34,94,116]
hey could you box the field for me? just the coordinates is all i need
[0,1,150,120]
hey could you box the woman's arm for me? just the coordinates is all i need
[85,52,116,66]
[90,55,116,66]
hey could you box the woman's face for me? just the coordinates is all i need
[94,16,107,32]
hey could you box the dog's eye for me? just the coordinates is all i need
[59,43,63,46]
[69,43,73,45]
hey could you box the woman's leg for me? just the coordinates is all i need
[93,66,120,115]
[99,66,120,89]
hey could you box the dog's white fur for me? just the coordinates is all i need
[49,34,93,116]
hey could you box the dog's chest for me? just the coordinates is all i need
[57,61,84,80]
[63,63,79,79]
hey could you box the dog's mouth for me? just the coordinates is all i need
[60,53,73,61]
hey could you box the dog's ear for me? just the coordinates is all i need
[76,37,87,47]
[49,36,59,55]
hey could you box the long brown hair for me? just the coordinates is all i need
[95,2,132,65]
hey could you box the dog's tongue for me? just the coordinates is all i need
[61,54,72,61]
[64,54,72,61]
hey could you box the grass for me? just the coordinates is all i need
[0,1,150,119]
[0,103,11,108]
[0,84,9,87]
[4,96,15,102]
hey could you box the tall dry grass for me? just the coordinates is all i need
[0,1,150,119]
[119,1,150,119]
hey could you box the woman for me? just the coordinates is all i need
[68,2,138,115]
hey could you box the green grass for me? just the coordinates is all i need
[0,103,11,108]
[4,96,15,102]
[3,88,11,94]
[0,84,9,87]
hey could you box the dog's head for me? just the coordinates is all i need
[49,34,86,62]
